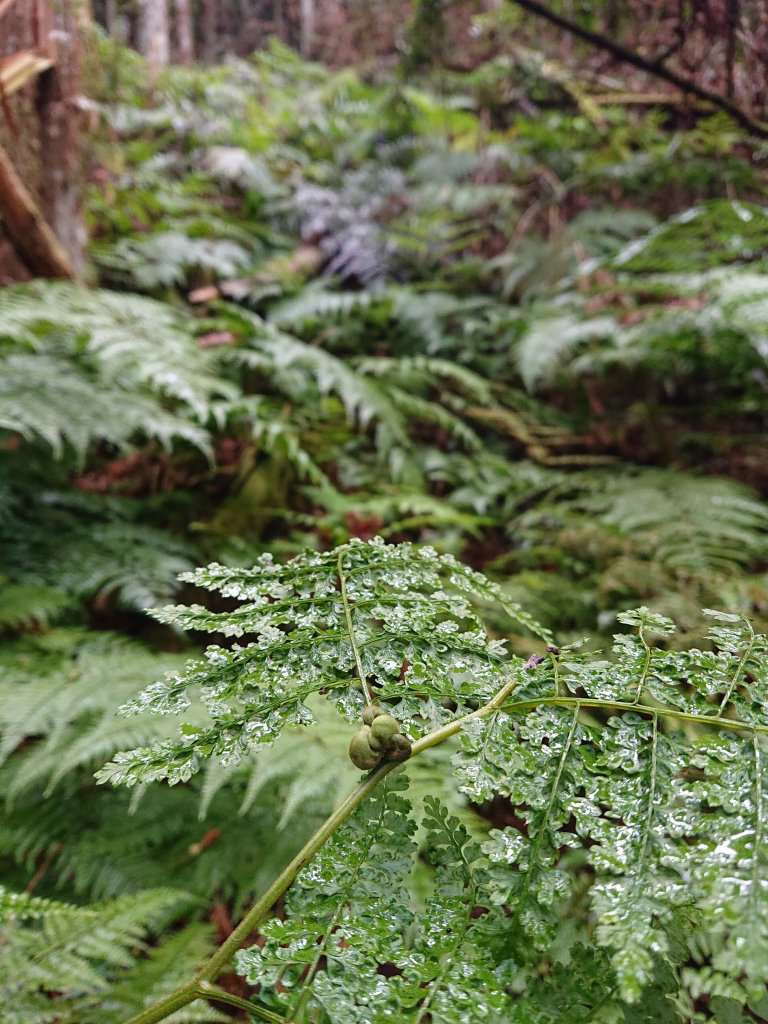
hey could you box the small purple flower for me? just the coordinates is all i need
[523,653,546,669]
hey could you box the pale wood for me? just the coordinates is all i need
[0,50,53,96]
[138,0,170,70]
[173,0,194,64]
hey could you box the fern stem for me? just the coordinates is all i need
[414,823,478,1024]
[750,733,765,926]
[634,713,659,887]
[120,676,522,1024]
[633,624,653,704]
[717,619,755,715]
[198,762,398,985]
[501,695,768,735]
[121,766,398,1024]
[337,547,374,705]
[410,675,521,756]
[195,982,285,1021]
[112,669,768,1024]
[287,787,391,1020]
[525,704,580,883]
[121,983,200,1024]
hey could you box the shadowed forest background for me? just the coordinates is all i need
[2,2,768,1021]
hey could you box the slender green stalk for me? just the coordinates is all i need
[195,982,285,1022]
[121,676,518,1024]
[197,762,396,984]
[121,984,200,1024]
[502,695,768,735]
[121,763,397,1024]
[337,547,374,706]
[717,620,755,715]
[632,624,653,703]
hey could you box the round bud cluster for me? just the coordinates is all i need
[348,704,412,770]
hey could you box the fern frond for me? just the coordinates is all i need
[0,282,233,417]
[515,309,615,391]
[237,781,510,1023]
[614,199,768,273]
[0,481,200,613]
[0,581,69,633]
[269,284,377,327]
[0,633,188,775]
[0,353,209,459]
[95,233,257,291]
[569,469,768,575]
[98,538,548,788]
[230,319,420,482]
[458,607,768,1003]
[236,772,418,1019]
[0,886,199,1024]
[0,283,238,460]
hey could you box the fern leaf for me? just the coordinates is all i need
[0,887,197,1023]
[458,609,768,1003]
[98,539,548,787]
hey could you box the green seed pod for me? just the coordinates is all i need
[386,733,412,762]
[362,704,387,726]
[369,713,400,750]
[348,726,382,770]
[367,732,384,753]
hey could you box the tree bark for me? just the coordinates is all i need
[104,0,117,36]
[174,0,194,64]
[300,0,315,57]
[201,0,217,62]
[0,0,85,281]
[138,0,170,70]
[36,1,87,277]
[0,140,76,279]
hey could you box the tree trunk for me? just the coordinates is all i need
[104,0,117,35]
[174,0,194,64]
[0,0,85,282]
[138,0,170,70]
[201,0,217,62]
[300,0,315,56]
[36,1,87,277]
[274,0,286,43]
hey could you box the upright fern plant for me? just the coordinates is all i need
[93,540,768,1023]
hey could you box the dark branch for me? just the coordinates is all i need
[506,0,768,138]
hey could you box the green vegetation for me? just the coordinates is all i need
[2,34,768,1023]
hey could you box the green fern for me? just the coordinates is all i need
[0,635,364,904]
[0,886,224,1024]
[0,477,200,615]
[100,543,768,1019]
[0,284,238,460]
[535,468,768,577]
[94,233,257,292]
[98,538,547,788]
[0,580,69,634]
[614,200,768,273]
